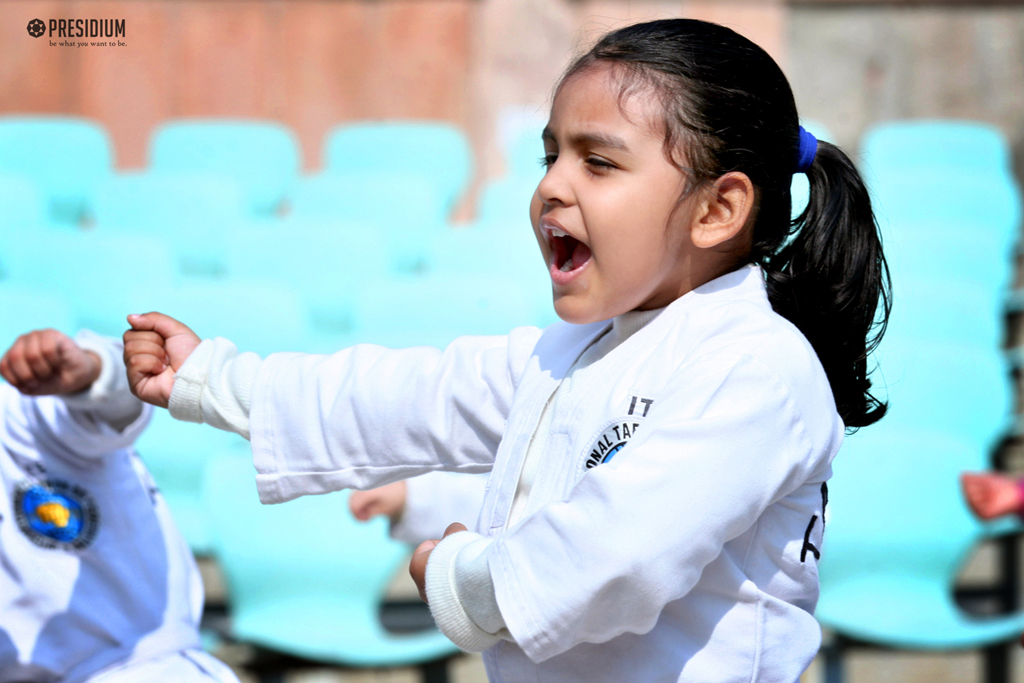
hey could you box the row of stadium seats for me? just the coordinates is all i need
[815,120,1024,671]
[0,115,545,232]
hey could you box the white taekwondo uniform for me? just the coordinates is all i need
[170,265,843,683]
[0,332,238,683]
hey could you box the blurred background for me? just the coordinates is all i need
[3,1,1024,682]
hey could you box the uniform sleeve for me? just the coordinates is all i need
[249,327,541,504]
[483,354,843,662]
[1,334,152,462]
[391,471,490,545]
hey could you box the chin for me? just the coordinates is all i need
[553,295,616,326]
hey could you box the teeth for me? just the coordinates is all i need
[551,228,567,238]
[560,260,574,272]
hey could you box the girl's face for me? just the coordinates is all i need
[531,65,709,325]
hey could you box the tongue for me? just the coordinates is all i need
[571,242,592,269]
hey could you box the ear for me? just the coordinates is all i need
[689,172,756,249]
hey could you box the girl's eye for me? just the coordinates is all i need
[585,156,616,170]
[540,154,557,169]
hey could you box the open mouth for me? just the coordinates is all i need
[549,228,592,273]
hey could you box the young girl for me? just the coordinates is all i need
[123,18,888,682]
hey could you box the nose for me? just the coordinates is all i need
[535,159,573,209]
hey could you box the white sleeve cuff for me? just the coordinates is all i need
[168,338,261,439]
[61,330,144,431]
[168,339,216,424]
[425,531,503,653]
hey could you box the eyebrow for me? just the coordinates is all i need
[542,127,630,152]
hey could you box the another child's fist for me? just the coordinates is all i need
[960,472,1023,520]
[349,481,408,525]
[123,312,201,409]
[0,329,101,396]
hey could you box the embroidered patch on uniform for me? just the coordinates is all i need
[14,479,100,551]
[583,419,642,469]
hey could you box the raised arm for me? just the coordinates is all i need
[1,329,151,458]
[248,327,541,503]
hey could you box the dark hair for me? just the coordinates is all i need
[561,19,890,430]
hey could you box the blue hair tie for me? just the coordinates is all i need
[795,126,817,174]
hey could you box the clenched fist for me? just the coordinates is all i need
[123,312,201,408]
[0,329,101,396]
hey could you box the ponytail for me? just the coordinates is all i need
[764,141,891,429]
[561,18,891,431]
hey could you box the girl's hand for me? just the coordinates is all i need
[0,329,101,396]
[960,472,1023,520]
[123,312,201,409]
[409,522,467,603]
[350,481,408,524]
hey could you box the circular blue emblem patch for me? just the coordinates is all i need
[14,479,99,551]
[584,419,641,469]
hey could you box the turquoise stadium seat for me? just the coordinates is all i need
[871,171,1021,259]
[292,173,444,273]
[125,279,311,358]
[0,230,176,338]
[881,277,1001,351]
[818,427,1024,650]
[476,176,538,225]
[868,340,1013,455]
[428,224,558,328]
[353,273,537,349]
[323,121,472,218]
[94,171,246,276]
[150,119,301,217]
[0,116,113,225]
[861,121,1010,178]
[202,455,458,667]
[0,173,51,236]
[0,286,75,350]
[225,219,390,341]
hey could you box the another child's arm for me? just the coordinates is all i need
[961,472,1024,520]
[350,472,489,546]
[1,328,100,396]
[0,328,151,453]
[350,481,407,524]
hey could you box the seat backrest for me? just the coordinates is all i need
[292,173,445,273]
[323,121,472,217]
[353,273,536,348]
[94,171,246,275]
[821,426,983,586]
[0,173,49,233]
[871,339,1011,455]
[882,277,1001,351]
[861,121,1010,177]
[0,116,113,225]
[126,279,311,357]
[203,455,408,614]
[0,229,176,337]
[0,286,75,349]
[150,119,301,216]
[225,219,390,335]
[427,224,555,328]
